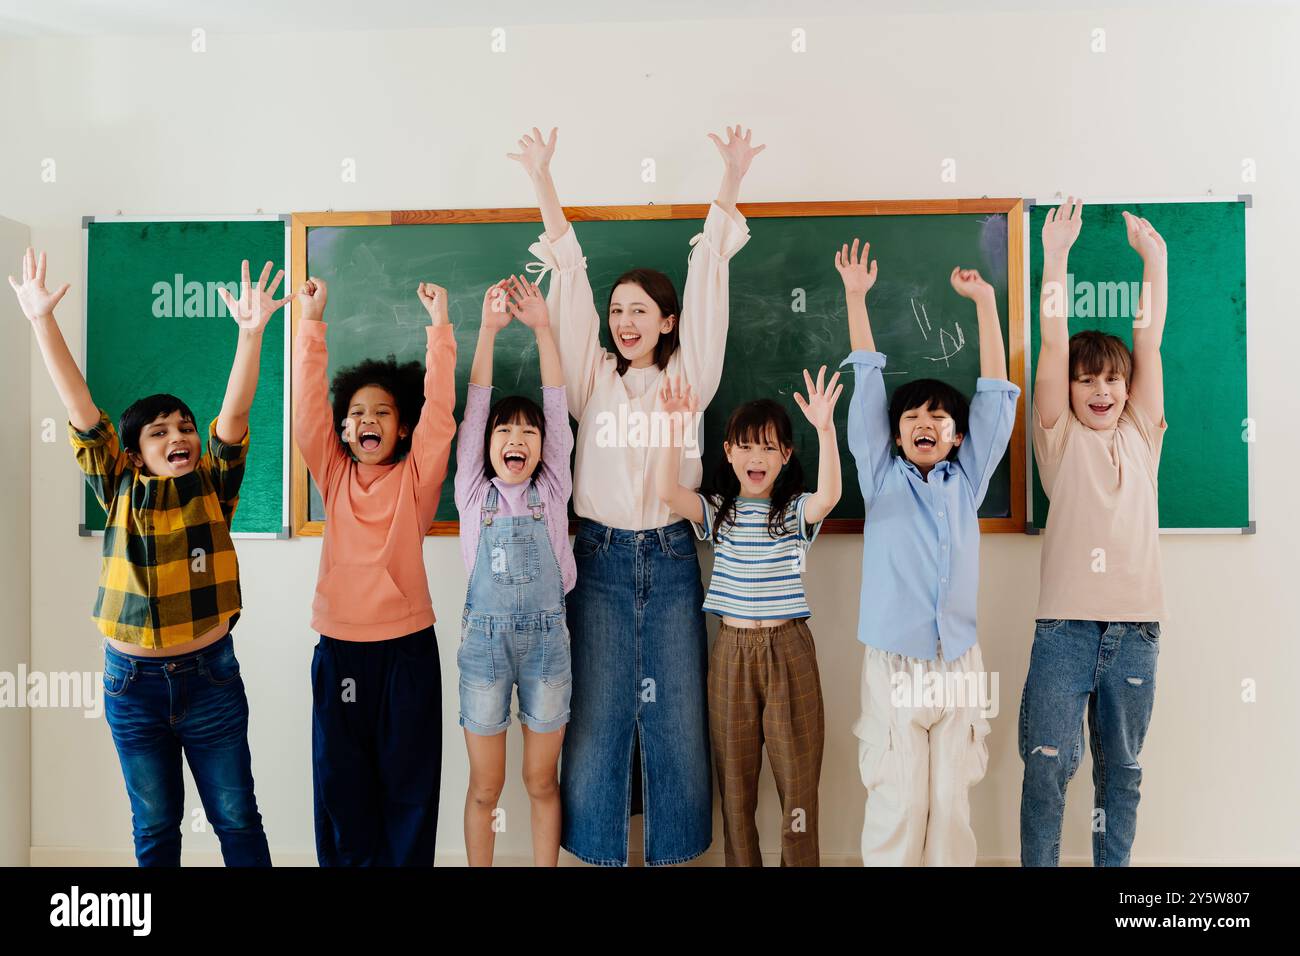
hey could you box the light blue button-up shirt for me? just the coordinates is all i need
[840,350,1021,661]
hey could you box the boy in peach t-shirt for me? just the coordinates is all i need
[1020,199,1168,867]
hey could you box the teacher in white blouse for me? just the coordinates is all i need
[510,125,762,866]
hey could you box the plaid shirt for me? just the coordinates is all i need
[71,410,247,648]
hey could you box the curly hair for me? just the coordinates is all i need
[330,356,425,460]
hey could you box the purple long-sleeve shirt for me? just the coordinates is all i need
[454,383,576,594]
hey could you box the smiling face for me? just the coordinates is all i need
[724,424,792,499]
[896,401,964,475]
[609,281,675,369]
[130,410,201,477]
[345,385,408,465]
[489,415,543,485]
[1070,363,1128,431]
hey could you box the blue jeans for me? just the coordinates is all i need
[102,634,271,867]
[560,519,712,866]
[1018,619,1160,867]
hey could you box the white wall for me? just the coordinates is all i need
[0,215,32,866]
[3,5,1298,865]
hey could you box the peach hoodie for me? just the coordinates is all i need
[293,320,457,641]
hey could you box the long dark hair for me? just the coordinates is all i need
[705,399,805,539]
[606,269,680,375]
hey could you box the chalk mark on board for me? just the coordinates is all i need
[924,324,966,367]
[911,298,931,341]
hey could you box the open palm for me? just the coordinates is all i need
[217,259,291,332]
[660,374,699,415]
[1042,196,1083,256]
[708,125,766,178]
[506,127,557,178]
[793,366,843,431]
[8,248,70,321]
[835,239,878,295]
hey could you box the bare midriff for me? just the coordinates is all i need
[107,618,230,658]
[721,615,794,630]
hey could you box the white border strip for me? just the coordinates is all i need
[280,222,292,538]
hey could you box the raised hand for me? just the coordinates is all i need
[1042,196,1083,257]
[950,266,994,302]
[1122,211,1167,265]
[708,124,766,179]
[8,248,71,321]
[418,281,450,325]
[659,374,700,416]
[835,239,879,296]
[793,365,843,432]
[506,126,558,179]
[297,276,328,322]
[480,280,512,333]
[505,274,549,329]
[219,259,291,332]
[217,259,291,332]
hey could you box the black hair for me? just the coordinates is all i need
[330,356,425,460]
[888,378,970,461]
[119,394,197,454]
[606,268,681,375]
[704,399,805,539]
[482,394,546,481]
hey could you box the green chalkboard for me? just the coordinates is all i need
[304,206,1019,528]
[1027,200,1250,530]
[84,219,288,536]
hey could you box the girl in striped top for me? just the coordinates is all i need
[655,370,842,866]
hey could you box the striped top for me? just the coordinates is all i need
[692,493,822,621]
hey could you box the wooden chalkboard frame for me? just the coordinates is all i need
[290,199,1027,536]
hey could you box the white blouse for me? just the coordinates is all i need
[527,202,750,531]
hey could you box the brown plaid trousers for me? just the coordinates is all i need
[708,619,825,866]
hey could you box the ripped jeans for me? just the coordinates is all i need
[1018,619,1160,867]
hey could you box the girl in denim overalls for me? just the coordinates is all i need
[453,276,576,866]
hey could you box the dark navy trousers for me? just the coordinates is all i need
[311,625,442,866]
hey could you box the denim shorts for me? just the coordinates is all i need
[457,607,571,736]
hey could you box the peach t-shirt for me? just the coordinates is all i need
[1033,400,1167,623]
[293,321,457,641]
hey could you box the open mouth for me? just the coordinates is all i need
[358,430,382,451]
[746,469,767,484]
[617,331,642,350]
[166,448,191,465]
[503,450,528,474]
[913,435,937,451]
[1088,403,1113,417]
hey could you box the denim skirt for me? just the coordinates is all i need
[560,518,712,866]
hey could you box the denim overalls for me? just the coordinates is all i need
[457,483,571,735]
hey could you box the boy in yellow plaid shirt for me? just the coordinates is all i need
[11,249,286,866]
